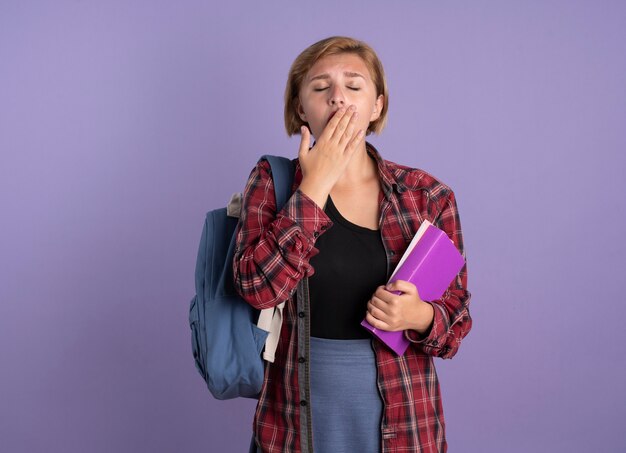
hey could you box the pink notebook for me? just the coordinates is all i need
[361,220,465,355]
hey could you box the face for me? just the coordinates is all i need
[297,53,384,139]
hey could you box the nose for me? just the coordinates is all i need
[328,85,346,107]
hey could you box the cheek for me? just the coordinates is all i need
[356,98,375,116]
[298,95,317,118]
[302,103,322,122]
[357,106,375,125]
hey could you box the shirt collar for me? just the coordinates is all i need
[365,141,408,197]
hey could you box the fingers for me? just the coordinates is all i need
[345,129,365,156]
[317,106,347,141]
[375,285,397,301]
[298,125,311,159]
[330,106,356,141]
[368,297,391,317]
[338,109,360,147]
[385,280,419,298]
[371,287,402,315]
[365,312,390,332]
[319,105,362,147]
[366,307,401,332]
[320,107,349,139]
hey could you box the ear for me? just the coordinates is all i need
[370,94,384,121]
[296,99,307,121]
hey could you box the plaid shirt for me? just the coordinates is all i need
[233,142,471,453]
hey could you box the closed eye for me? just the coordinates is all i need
[313,86,360,92]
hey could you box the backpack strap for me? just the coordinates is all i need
[261,154,294,210]
[256,155,294,363]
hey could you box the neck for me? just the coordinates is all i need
[334,142,378,190]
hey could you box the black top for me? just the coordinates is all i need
[308,196,388,339]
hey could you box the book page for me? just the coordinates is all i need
[389,220,432,280]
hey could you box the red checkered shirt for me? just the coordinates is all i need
[233,142,472,453]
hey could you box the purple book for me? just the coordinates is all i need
[361,220,465,355]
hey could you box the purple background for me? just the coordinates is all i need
[1,1,625,452]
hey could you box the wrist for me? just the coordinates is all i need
[409,301,434,335]
[298,178,331,209]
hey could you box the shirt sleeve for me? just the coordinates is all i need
[404,189,472,359]
[232,159,333,310]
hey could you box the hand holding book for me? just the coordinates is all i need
[361,220,465,355]
[365,280,435,336]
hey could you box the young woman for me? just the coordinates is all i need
[233,36,472,453]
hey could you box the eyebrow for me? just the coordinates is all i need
[308,71,366,83]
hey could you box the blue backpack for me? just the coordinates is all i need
[189,155,294,400]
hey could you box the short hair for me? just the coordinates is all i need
[284,36,389,136]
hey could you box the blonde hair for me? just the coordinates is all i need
[284,36,389,136]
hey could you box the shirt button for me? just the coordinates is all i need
[298,357,306,363]
[388,250,395,256]
[300,400,308,406]
[321,224,328,230]
[313,231,319,238]
[298,311,306,318]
